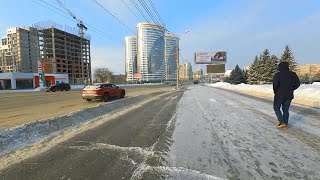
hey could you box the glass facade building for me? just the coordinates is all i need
[124,36,137,82]
[137,23,165,82]
[165,33,179,81]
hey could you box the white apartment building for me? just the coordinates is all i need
[0,27,39,73]
[124,36,137,82]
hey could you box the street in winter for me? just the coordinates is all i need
[1,1,320,180]
[1,85,319,179]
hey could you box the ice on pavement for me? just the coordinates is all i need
[164,85,320,179]
[207,82,320,108]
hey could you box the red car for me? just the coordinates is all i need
[82,83,125,102]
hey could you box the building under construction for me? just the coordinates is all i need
[36,22,91,85]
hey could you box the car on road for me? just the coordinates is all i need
[193,80,199,84]
[82,83,125,102]
[46,83,71,92]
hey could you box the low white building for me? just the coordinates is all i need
[0,73,68,90]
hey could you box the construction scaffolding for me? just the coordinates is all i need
[34,21,91,85]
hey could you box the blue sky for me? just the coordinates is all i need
[1,0,320,74]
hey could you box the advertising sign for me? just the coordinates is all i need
[207,64,226,74]
[195,51,227,64]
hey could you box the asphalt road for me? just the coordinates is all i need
[0,85,174,130]
[0,89,184,180]
[1,85,320,180]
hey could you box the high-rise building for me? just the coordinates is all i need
[193,68,203,81]
[296,64,320,77]
[124,36,137,82]
[137,23,165,82]
[179,62,193,81]
[0,27,39,73]
[165,33,179,81]
[37,27,91,84]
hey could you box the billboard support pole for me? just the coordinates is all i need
[176,47,179,90]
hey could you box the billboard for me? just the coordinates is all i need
[195,51,227,64]
[207,64,225,74]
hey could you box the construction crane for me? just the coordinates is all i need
[55,0,89,84]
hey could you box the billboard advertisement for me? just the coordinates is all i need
[207,64,225,74]
[195,51,227,64]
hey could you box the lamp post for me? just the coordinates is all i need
[176,30,189,89]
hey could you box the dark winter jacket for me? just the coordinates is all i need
[273,62,300,100]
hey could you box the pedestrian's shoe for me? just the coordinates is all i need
[277,123,287,128]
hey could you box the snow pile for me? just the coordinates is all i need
[70,85,86,90]
[0,88,41,94]
[206,82,320,108]
[0,91,169,157]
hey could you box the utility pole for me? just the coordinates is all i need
[175,47,179,89]
[78,21,85,85]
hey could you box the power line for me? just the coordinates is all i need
[137,0,161,25]
[33,0,124,44]
[146,0,166,27]
[121,0,141,21]
[33,0,77,23]
[128,0,150,23]
[91,0,136,35]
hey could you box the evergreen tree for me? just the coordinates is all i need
[229,65,246,85]
[264,55,279,83]
[312,72,320,82]
[300,74,312,84]
[247,56,260,84]
[260,49,271,84]
[280,45,298,71]
[243,69,248,84]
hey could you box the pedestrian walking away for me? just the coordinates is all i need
[273,62,300,128]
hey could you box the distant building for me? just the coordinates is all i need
[165,33,179,81]
[36,25,91,85]
[296,64,320,77]
[193,68,203,81]
[0,72,68,90]
[112,74,126,84]
[124,36,137,82]
[136,23,165,82]
[179,62,193,81]
[0,27,39,73]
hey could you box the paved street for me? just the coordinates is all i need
[1,85,320,180]
[0,85,173,130]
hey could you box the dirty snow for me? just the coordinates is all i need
[0,91,168,157]
[165,85,320,180]
[206,82,320,108]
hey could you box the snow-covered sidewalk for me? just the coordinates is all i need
[165,85,320,179]
[206,82,320,108]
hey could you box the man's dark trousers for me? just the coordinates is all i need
[274,98,292,125]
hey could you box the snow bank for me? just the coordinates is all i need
[70,85,86,90]
[0,87,41,94]
[0,91,169,157]
[206,82,320,108]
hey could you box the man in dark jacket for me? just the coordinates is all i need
[273,62,300,128]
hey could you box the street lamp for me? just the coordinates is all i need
[176,30,189,89]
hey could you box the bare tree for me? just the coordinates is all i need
[93,68,114,83]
